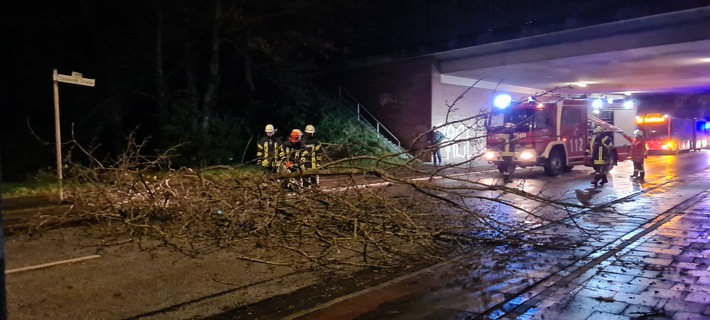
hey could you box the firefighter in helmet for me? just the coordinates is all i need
[301,124,323,188]
[280,129,306,188]
[256,124,282,174]
[588,126,613,187]
[500,122,516,183]
[630,129,648,181]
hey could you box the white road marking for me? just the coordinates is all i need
[6,255,102,274]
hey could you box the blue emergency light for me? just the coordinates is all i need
[494,94,512,109]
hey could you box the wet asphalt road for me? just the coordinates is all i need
[266,151,710,320]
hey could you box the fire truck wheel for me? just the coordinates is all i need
[544,150,564,176]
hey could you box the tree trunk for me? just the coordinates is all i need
[154,1,168,143]
[201,0,222,134]
[183,5,198,133]
[244,58,256,94]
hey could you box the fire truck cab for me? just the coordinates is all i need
[484,98,634,177]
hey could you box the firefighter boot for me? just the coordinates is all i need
[630,171,637,178]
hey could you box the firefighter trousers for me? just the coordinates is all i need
[632,161,645,179]
[592,164,608,184]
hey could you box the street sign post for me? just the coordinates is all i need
[52,68,96,201]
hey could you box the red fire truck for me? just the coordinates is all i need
[635,113,709,154]
[484,98,635,177]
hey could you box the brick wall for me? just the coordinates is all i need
[334,57,434,152]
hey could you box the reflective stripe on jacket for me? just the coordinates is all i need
[256,136,282,168]
[280,141,308,167]
[302,136,323,170]
[591,134,612,165]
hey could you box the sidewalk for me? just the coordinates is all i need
[520,191,710,320]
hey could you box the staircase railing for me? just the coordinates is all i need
[338,87,401,147]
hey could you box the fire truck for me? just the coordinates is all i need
[635,113,709,154]
[484,97,636,177]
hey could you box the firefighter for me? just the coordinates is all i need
[256,124,282,174]
[302,124,323,188]
[280,129,306,188]
[588,126,613,187]
[500,122,516,183]
[630,129,648,180]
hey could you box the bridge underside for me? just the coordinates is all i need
[437,6,710,95]
[333,6,710,165]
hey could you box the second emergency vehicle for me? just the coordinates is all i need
[635,113,709,154]
[484,97,635,177]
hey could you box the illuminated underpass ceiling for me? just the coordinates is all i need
[435,6,710,97]
[442,39,710,96]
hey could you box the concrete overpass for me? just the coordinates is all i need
[332,5,710,164]
[437,6,710,95]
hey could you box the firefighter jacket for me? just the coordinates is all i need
[256,135,283,168]
[590,134,612,165]
[301,135,323,170]
[631,137,648,162]
[280,140,307,169]
[500,129,515,157]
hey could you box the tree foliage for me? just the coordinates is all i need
[2,0,359,180]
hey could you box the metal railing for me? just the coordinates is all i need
[338,87,401,147]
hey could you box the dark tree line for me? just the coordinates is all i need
[1,0,368,180]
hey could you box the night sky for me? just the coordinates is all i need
[4,2,113,179]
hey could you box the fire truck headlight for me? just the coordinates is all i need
[520,150,535,160]
[484,150,498,160]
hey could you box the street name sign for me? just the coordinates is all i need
[57,73,96,87]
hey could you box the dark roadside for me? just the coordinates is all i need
[0,193,77,235]
[1,193,63,210]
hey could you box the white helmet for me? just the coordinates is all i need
[593,126,603,134]
[633,129,643,137]
[265,124,275,133]
[504,122,515,129]
[305,124,315,134]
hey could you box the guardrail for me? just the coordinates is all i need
[338,87,401,147]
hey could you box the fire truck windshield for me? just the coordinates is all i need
[639,124,667,140]
[489,108,536,132]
